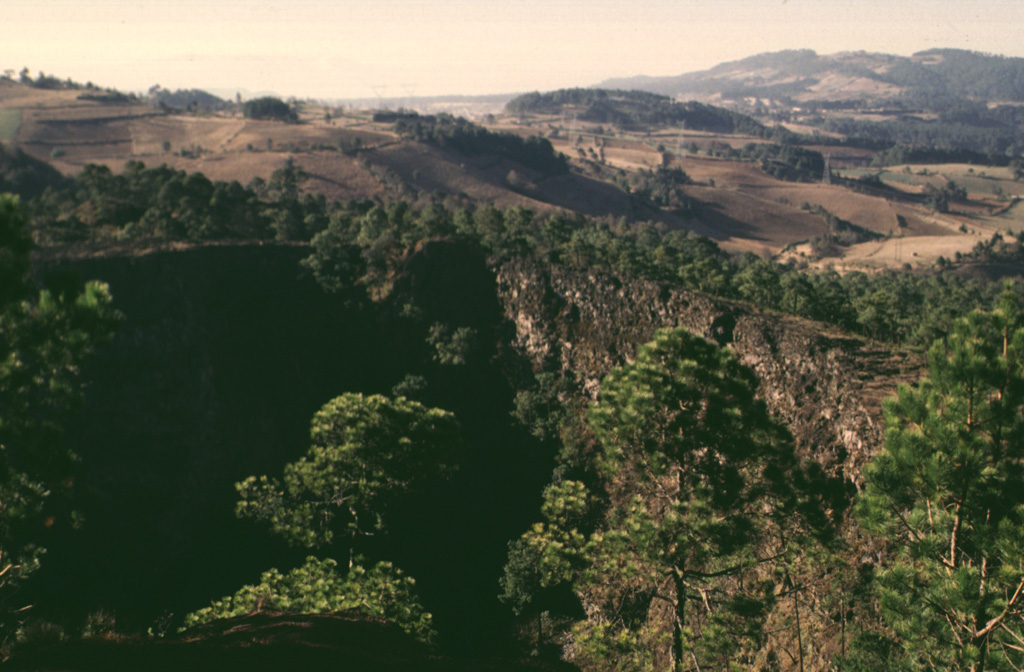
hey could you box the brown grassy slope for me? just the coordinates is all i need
[2,80,1001,268]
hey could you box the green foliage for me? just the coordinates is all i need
[834,631,913,672]
[804,203,885,253]
[0,195,119,652]
[870,143,1016,168]
[301,197,1010,352]
[924,180,968,213]
[0,110,20,142]
[735,142,825,182]
[426,323,477,366]
[615,167,692,211]
[0,196,31,306]
[80,609,117,640]
[913,49,1024,102]
[498,537,544,619]
[20,152,1004,352]
[22,156,1016,354]
[390,374,427,400]
[215,392,462,647]
[242,96,296,122]
[857,297,1024,671]
[0,144,66,201]
[236,393,462,548]
[511,328,821,670]
[29,161,283,242]
[394,113,568,175]
[147,86,227,111]
[506,89,784,138]
[182,556,435,643]
[300,222,366,295]
[510,371,572,442]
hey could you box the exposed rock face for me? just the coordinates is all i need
[495,258,921,485]
[495,258,925,670]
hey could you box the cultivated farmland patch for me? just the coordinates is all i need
[0,109,20,140]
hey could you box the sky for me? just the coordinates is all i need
[3,0,1023,101]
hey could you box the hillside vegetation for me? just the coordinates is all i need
[2,56,1024,671]
[506,89,787,138]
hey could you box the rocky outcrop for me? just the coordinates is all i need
[495,258,926,671]
[495,258,921,485]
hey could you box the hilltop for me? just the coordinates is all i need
[598,48,1024,108]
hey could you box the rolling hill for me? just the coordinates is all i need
[0,73,1013,272]
[598,48,1024,108]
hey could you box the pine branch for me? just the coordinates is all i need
[976,575,1024,638]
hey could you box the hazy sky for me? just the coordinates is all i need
[4,0,1023,100]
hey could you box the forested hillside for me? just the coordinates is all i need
[3,57,1024,671]
[506,89,784,138]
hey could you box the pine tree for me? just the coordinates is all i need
[192,393,463,642]
[857,299,1024,672]
[510,328,825,671]
[183,556,435,643]
[235,393,462,558]
[0,195,119,650]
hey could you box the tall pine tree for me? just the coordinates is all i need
[857,295,1024,672]
[509,328,825,671]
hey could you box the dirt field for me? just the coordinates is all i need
[686,184,825,252]
[550,135,664,172]
[676,157,787,188]
[2,80,1003,272]
[755,183,900,234]
[0,80,84,108]
[996,200,1024,230]
[839,234,986,269]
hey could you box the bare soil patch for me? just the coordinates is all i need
[838,234,984,269]
[755,183,900,235]
[676,157,782,188]
[686,184,824,252]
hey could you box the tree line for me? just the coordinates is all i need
[19,159,1017,352]
[506,88,794,140]
[393,112,568,176]
[300,197,1012,351]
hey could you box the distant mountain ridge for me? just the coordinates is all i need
[598,49,1024,108]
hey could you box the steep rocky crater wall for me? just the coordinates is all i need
[495,259,922,486]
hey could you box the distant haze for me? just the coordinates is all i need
[4,0,1023,100]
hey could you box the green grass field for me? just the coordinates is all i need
[0,109,21,141]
